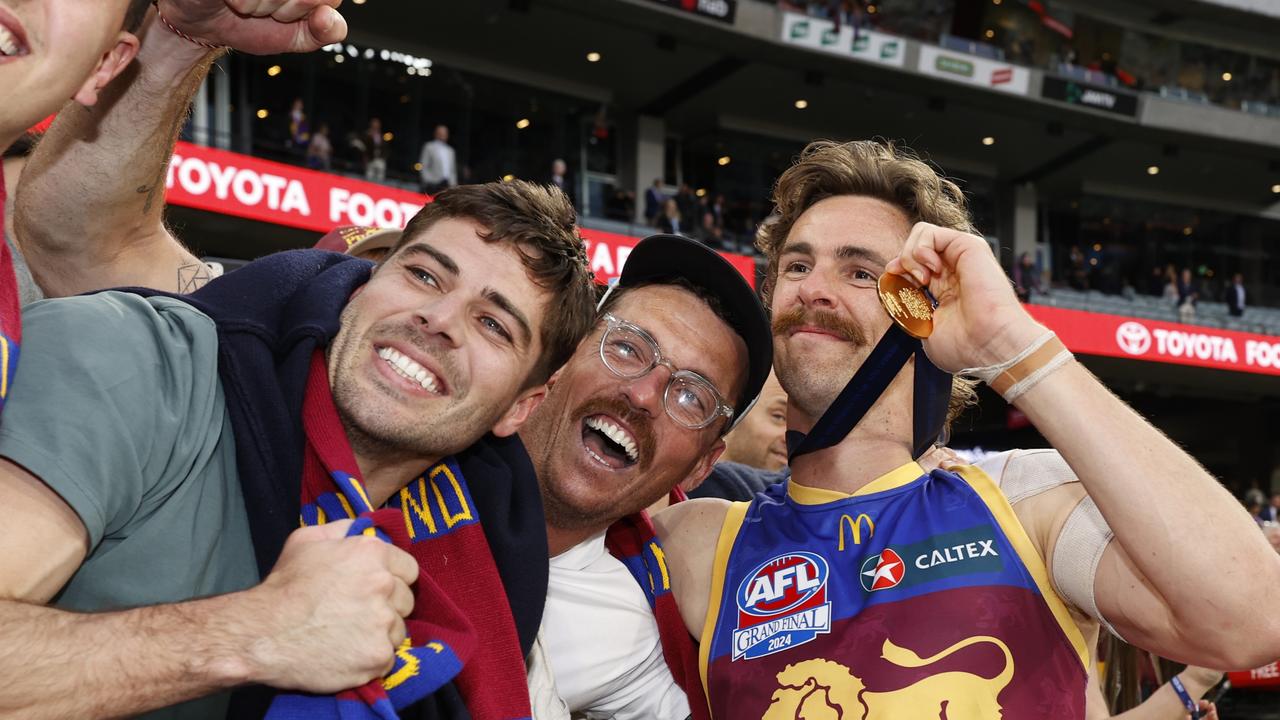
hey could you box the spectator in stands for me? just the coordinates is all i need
[1260,491,1280,523]
[1013,252,1043,302]
[1068,244,1089,290]
[305,122,332,171]
[549,158,574,208]
[1146,265,1166,297]
[1177,267,1198,322]
[360,117,387,182]
[419,124,457,194]
[675,183,697,226]
[287,97,309,151]
[643,178,665,226]
[1246,489,1268,525]
[1226,272,1246,317]
[1160,265,1178,303]
[657,198,685,236]
[720,370,788,472]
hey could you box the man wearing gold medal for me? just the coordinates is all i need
[655,139,1280,719]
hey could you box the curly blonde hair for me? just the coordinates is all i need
[758,139,979,427]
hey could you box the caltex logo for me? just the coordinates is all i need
[1116,321,1152,355]
[860,548,906,591]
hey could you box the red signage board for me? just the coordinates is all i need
[1228,661,1280,690]
[166,141,428,232]
[163,141,756,288]
[1026,304,1280,377]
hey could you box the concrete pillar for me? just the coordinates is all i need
[212,58,232,150]
[632,115,665,225]
[192,77,210,146]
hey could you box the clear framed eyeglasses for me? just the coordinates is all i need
[598,313,735,430]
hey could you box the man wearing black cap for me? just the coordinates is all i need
[654,140,1280,719]
[521,233,771,719]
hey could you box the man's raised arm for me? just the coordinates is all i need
[14,0,347,296]
[891,223,1280,670]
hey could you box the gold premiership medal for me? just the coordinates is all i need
[877,272,934,339]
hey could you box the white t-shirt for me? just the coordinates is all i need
[538,532,691,720]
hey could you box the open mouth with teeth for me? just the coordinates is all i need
[376,346,443,395]
[581,415,639,469]
[0,15,29,59]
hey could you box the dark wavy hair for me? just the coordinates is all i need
[389,180,597,385]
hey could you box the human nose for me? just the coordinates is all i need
[414,294,464,348]
[796,265,839,309]
[619,362,671,419]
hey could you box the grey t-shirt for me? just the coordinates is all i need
[0,291,258,719]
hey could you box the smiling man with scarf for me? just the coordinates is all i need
[0,3,598,720]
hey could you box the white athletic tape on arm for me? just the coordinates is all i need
[1052,495,1124,642]
[986,448,1076,505]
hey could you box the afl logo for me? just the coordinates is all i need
[732,552,832,661]
[737,552,829,616]
[1116,322,1151,355]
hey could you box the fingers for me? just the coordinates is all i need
[384,545,420,586]
[306,5,348,47]
[388,616,408,651]
[301,518,356,541]
[389,578,415,618]
[891,221,995,290]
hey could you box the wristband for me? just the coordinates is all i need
[958,331,1072,403]
[1170,674,1201,719]
[152,1,225,49]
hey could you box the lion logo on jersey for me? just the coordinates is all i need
[761,635,1014,719]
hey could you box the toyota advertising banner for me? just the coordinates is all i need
[161,141,756,288]
[1026,305,1280,377]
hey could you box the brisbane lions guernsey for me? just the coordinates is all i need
[698,461,1089,719]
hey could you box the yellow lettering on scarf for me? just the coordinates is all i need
[401,476,439,539]
[430,465,473,530]
[399,465,474,540]
[382,639,421,691]
[649,541,670,591]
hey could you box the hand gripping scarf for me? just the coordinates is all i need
[265,351,532,720]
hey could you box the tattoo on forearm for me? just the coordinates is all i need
[177,263,212,293]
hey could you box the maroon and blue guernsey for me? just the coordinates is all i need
[698,461,1089,719]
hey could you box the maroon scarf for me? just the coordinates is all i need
[272,350,531,719]
[605,489,709,720]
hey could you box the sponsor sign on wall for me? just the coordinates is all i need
[165,141,428,232]
[1025,304,1280,377]
[1229,661,1280,689]
[780,12,906,68]
[642,0,736,24]
[163,142,756,287]
[1042,76,1139,117]
[917,45,1031,96]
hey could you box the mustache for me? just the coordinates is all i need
[771,306,869,346]
[573,394,657,470]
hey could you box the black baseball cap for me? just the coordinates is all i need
[597,234,772,431]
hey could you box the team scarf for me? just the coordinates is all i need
[604,488,710,720]
[265,350,532,720]
[0,162,21,414]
